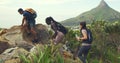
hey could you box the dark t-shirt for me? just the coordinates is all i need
[23,11,34,22]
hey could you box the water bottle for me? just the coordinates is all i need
[75,34,78,38]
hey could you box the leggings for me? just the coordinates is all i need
[78,46,91,63]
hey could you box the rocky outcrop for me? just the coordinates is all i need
[0,24,49,49]
[22,24,50,44]
[0,24,50,62]
[0,41,10,54]
[0,47,29,63]
[0,29,7,36]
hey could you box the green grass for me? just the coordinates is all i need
[19,44,65,63]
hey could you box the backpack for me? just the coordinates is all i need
[55,22,68,35]
[87,29,93,43]
[25,8,37,18]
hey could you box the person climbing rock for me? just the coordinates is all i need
[18,8,38,43]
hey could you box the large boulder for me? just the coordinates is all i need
[0,24,49,48]
[0,41,10,54]
[1,25,26,46]
[22,24,50,44]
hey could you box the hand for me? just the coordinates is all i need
[76,37,80,41]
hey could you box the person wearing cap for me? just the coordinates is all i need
[18,8,38,43]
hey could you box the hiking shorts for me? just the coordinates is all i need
[53,31,64,44]
[27,20,36,29]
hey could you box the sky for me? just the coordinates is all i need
[0,0,120,28]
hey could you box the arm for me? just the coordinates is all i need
[80,29,87,40]
[21,16,26,26]
[76,29,87,41]
[51,22,58,39]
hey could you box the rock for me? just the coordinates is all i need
[1,25,23,46]
[0,47,29,62]
[0,24,49,50]
[0,41,10,54]
[16,40,34,51]
[0,29,8,36]
[22,24,50,44]
[4,58,20,63]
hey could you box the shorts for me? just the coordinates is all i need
[53,31,64,44]
[27,20,36,29]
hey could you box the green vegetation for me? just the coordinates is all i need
[19,44,64,63]
[65,21,120,63]
[87,21,120,63]
[19,21,120,63]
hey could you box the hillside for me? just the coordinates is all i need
[61,0,120,26]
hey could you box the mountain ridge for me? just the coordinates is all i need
[61,0,120,26]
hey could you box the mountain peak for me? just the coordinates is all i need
[62,0,120,26]
[98,0,109,8]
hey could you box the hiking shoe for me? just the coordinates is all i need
[32,39,39,43]
[27,32,31,36]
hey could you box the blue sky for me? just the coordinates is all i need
[0,0,120,28]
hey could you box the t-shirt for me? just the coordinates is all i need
[23,11,34,22]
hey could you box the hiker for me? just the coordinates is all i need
[76,22,93,63]
[18,8,38,43]
[45,17,67,45]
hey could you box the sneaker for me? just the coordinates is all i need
[32,39,39,43]
[27,32,31,36]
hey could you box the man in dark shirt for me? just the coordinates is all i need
[18,8,38,43]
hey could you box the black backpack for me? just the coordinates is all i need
[87,29,93,43]
[55,22,68,35]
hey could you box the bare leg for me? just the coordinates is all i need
[22,24,30,33]
[31,27,37,38]
[53,31,64,45]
